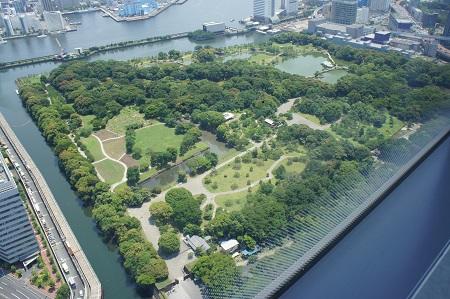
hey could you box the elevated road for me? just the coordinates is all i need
[0,113,101,299]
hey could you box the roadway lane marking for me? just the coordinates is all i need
[0,282,6,286]
[10,294,19,299]
[0,294,10,299]
[0,286,3,289]
[15,291,28,299]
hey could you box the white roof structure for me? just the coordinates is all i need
[220,239,239,252]
[223,112,235,121]
[264,118,275,126]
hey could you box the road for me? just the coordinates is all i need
[0,269,49,299]
[0,116,87,298]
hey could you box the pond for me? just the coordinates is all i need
[140,130,231,190]
[275,54,348,82]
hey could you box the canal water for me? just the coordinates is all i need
[281,136,450,299]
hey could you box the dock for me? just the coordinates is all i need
[0,113,102,299]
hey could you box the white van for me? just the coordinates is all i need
[61,262,69,273]
[68,276,76,288]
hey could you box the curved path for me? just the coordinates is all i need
[92,134,128,191]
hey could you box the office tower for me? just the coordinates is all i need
[331,0,357,25]
[40,0,59,11]
[356,7,369,24]
[0,155,39,263]
[18,14,28,33]
[254,0,275,22]
[281,0,298,16]
[43,10,65,32]
[2,15,14,36]
[369,0,391,12]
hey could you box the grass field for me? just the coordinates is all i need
[103,137,126,160]
[249,53,280,65]
[379,114,404,138]
[47,85,66,107]
[204,159,274,193]
[179,142,209,161]
[135,125,184,153]
[80,115,95,131]
[94,159,125,185]
[275,157,306,176]
[81,136,104,161]
[106,107,156,135]
[215,191,249,212]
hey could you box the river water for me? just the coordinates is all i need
[281,136,450,299]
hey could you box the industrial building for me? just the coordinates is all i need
[202,21,225,33]
[253,0,275,23]
[0,154,39,264]
[331,0,357,25]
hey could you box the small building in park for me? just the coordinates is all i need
[220,239,239,253]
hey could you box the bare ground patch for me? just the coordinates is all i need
[103,137,126,160]
[94,129,119,141]
[120,154,139,168]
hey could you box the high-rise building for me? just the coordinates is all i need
[331,0,357,25]
[40,0,60,11]
[2,15,14,36]
[356,7,369,24]
[253,0,275,22]
[369,0,390,12]
[18,14,28,33]
[43,10,65,32]
[0,155,39,264]
[281,0,298,16]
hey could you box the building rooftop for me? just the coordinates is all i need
[184,235,210,252]
[220,239,239,251]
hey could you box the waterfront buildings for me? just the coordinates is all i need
[43,10,65,32]
[369,0,390,12]
[2,15,13,36]
[0,154,39,264]
[118,0,158,17]
[331,0,357,25]
[40,0,79,11]
[253,0,275,23]
[202,21,225,33]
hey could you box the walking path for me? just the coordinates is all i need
[276,98,330,130]
[92,134,128,191]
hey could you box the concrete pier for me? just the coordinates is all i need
[0,113,102,299]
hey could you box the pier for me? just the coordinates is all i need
[0,113,102,299]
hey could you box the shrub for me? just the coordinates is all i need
[158,231,180,255]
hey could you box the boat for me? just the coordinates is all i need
[37,34,47,38]
[230,18,235,22]
[69,21,82,25]
[15,90,19,95]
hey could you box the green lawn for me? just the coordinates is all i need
[134,125,184,153]
[80,115,95,131]
[379,114,404,138]
[94,159,125,185]
[249,53,279,65]
[139,167,158,183]
[215,191,249,212]
[106,107,156,135]
[81,136,104,161]
[46,85,66,107]
[204,159,274,193]
[275,157,306,175]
